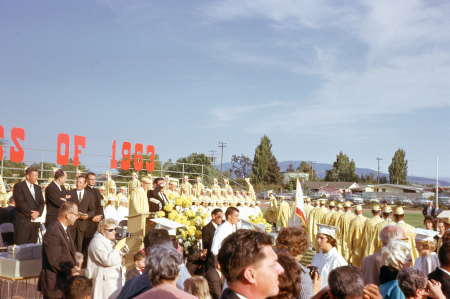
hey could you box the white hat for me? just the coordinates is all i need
[412,228,439,242]
[245,178,250,182]
[437,211,450,224]
[393,206,406,215]
[256,201,261,204]
[150,218,185,236]
[120,198,128,203]
[354,204,363,211]
[317,223,339,240]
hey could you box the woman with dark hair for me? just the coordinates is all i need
[267,250,301,299]
[310,224,347,290]
[276,226,321,298]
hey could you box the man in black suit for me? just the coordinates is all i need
[423,202,435,218]
[148,177,168,212]
[13,166,45,245]
[218,230,284,299]
[434,203,443,218]
[205,257,223,299]
[84,172,104,243]
[67,176,95,255]
[428,241,450,297]
[38,201,79,299]
[202,208,224,272]
[45,169,70,227]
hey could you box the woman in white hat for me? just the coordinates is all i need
[412,228,440,274]
[310,224,348,290]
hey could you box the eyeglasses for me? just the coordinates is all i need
[69,212,79,217]
[105,228,116,232]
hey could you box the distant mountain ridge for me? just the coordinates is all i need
[217,161,450,186]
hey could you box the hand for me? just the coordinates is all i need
[71,266,80,276]
[312,271,322,295]
[425,280,446,299]
[115,238,127,251]
[60,197,67,201]
[66,195,71,199]
[92,215,102,222]
[311,287,332,299]
[363,284,382,299]
[80,214,88,220]
[30,210,40,220]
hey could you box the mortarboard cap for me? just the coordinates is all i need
[150,218,185,236]
[412,228,439,242]
[393,206,406,215]
[317,223,339,239]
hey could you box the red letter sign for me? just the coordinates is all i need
[146,145,155,172]
[57,134,70,165]
[10,127,25,162]
[73,135,86,167]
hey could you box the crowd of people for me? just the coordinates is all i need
[2,167,450,299]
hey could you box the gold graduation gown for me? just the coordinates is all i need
[264,195,278,223]
[336,211,356,260]
[129,186,149,215]
[347,215,368,267]
[360,215,383,259]
[277,201,291,228]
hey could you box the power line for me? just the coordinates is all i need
[218,142,227,181]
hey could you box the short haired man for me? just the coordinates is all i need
[360,225,406,285]
[218,229,284,299]
[45,169,69,226]
[203,208,224,272]
[103,171,115,196]
[84,172,104,246]
[398,268,445,299]
[148,177,169,213]
[328,266,383,299]
[211,207,240,256]
[62,275,93,299]
[193,177,204,198]
[129,177,150,215]
[128,172,140,195]
[38,202,80,298]
[13,166,45,244]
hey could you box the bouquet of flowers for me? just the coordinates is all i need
[248,212,273,233]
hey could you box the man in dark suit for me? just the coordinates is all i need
[202,208,224,272]
[428,241,450,297]
[434,203,443,218]
[205,257,223,299]
[45,169,70,227]
[38,201,79,299]
[423,202,435,218]
[67,176,95,255]
[148,177,168,212]
[84,172,104,243]
[218,230,284,299]
[13,166,45,245]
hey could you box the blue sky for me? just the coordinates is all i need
[1,0,449,180]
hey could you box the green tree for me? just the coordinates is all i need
[0,159,27,183]
[296,161,317,181]
[388,149,408,184]
[30,162,57,180]
[168,153,215,186]
[60,159,90,181]
[359,173,376,184]
[231,154,253,178]
[324,151,359,182]
[266,155,282,185]
[251,135,273,184]
[286,163,295,172]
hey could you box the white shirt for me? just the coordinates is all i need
[413,252,440,275]
[254,206,262,216]
[116,206,129,223]
[211,221,234,256]
[77,189,84,201]
[311,247,348,290]
[104,205,118,222]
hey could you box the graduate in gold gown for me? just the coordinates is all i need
[193,177,204,198]
[304,197,313,217]
[306,200,320,244]
[129,177,150,215]
[322,201,337,225]
[328,203,344,226]
[277,196,291,228]
[164,179,180,200]
[103,171,115,196]
[393,206,419,260]
[128,172,140,195]
[372,206,394,254]
[47,167,58,183]
[347,205,368,267]
[360,205,383,259]
[210,178,220,194]
[264,190,278,225]
[245,178,256,202]
[180,175,192,195]
[336,201,356,259]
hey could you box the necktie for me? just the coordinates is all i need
[64,229,70,240]
[29,184,35,200]
[78,191,82,203]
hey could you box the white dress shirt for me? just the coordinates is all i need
[211,221,234,256]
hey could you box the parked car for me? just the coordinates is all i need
[345,194,363,204]
[439,197,450,207]
[394,197,412,205]
[381,196,396,205]
[309,192,326,200]
[329,194,344,203]
[365,198,380,204]
[412,198,432,205]
[277,192,295,201]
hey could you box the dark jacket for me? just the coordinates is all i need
[205,267,223,299]
[67,189,95,231]
[428,268,450,298]
[45,181,67,226]
[84,185,104,238]
[220,288,240,299]
[202,221,216,272]
[38,220,76,298]
[148,185,168,212]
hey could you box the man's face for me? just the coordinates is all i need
[105,173,110,179]
[252,245,284,298]
[60,171,68,184]
[212,212,224,226]
[228,211,240,225]
[425,220,433,230]
[142,182,150,190]
[132,173,136,180]
[213,179,217,184]
[27,171,39,184]
[68,206,79,226]
[184,177,188,183]
[182,189,187,195]
[109,188,115,194]
[86,175,96,186]
[197,178,201,183]
[136,259,145,270]
[120,189,126,194]
[169,183,177,191]
[428,202,433,207]
[317,233,330,250]
[100,189,105,194]
[76,177,86,190]
[439,222,445,235]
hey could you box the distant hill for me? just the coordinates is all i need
[217,161,450,186]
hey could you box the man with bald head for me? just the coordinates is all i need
[360,225,406,286]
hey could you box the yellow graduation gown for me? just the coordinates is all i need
[322,210,336,225]
[277,201,291,228]
[306,207,320,244]
[396,221,419,261]
[193,183,204,197]
[180,182,192,195]
[246,183,256,202]
[347,215,368,267]
[103,178,116,196]
[128,179,140,195]
[129,187,149,215]
[328,210,344,227]
[336,211,356,260]
[372,219,393,253]
[360,215,384,259]
[264,196,278,223]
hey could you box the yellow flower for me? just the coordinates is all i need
[195,230,202,238]
[183,220,190,226]
[175,197,184,206]
[190,220,196,226]
[187,228,195,236]
[198,208,204,213]
[164,203,173,211]
[157,211,165,217]
[259,212,263,217]
[195,216,201,221]
[169,193,175,200]
[201,220,207,226]
[180,230,187,238]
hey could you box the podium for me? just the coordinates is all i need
[124,212,156,271]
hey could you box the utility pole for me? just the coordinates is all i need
[309,161,316,181]
[218,142,227,181]
[376,158,382,184]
